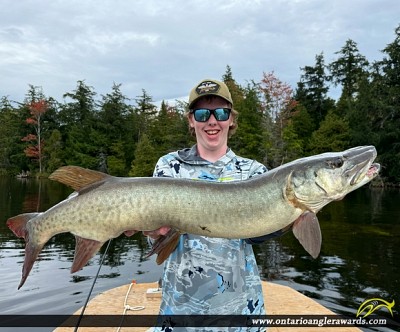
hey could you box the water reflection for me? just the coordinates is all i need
[256,188,400,329]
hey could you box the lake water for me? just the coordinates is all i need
[0,177,399,331]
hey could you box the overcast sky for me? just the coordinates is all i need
[1,0,399,105]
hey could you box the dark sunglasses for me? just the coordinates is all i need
[191,108,231,122]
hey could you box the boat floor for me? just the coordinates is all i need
[54,281,361,331]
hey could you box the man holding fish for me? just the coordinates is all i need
[146,78,274,331]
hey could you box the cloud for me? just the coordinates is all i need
[0,0,398,103]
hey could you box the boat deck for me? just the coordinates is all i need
[54,281,361,331]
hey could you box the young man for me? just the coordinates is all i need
[149,79,268,331]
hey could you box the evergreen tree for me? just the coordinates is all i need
[222,65,245,107]
[134,89,157,141]
[129,134,157,177]
[371,25,400,182]
[346,72,378,148]
[0,97,23,174]
[151,100,191,157]
[98,83,132,175]
[328,39,369,100]
[222,67,269,163]
[99,83,131,141]
[61,80,97,124]
[107,141,127,176]
[284,103,314,158]
[230,82,269,164]
[61,81,101,169]
[281,121,304,162]
[329,39,369,120]
[44,129,64,173]
[296,53,335,128]
[308,110,351,154]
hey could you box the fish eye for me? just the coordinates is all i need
[328,157,344,168]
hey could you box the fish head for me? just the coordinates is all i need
[286,146,380,212]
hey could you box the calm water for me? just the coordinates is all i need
[0,177,399,331]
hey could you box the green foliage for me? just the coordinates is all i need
[0,97,23,173]
[289,104,315,153]
[308,110,351,154]
[328,39,369,100]
[1,24,400,184]
[129,134,158,177]
[44,129,64,173]
[281,122,304,162]
[61,81,104,170]
[229,82,270,164]
[98,83,133,174]
[107,142,127,176]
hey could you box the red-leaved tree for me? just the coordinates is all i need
[22,100,48,174]
[260,71,299,166]
[260,71,298,127]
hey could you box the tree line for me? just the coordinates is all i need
[0,25,399,185]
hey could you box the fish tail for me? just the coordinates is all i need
[7,213,44,289]
[6,213,40,239]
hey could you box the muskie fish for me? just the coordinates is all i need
[7,146,380,289]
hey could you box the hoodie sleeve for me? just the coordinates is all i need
[248,160,268,178]
[153,155,177,178]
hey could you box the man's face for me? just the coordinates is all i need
[189,96,233,156]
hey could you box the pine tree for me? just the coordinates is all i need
[230,82,269,164]
[98,83,132,175]
[371,25,400,182]
[296,53,335,128]
[61,81,100,169]
[0,97,23,174]
[328,39,369,100]
[129,134,158,177]
[44,129,64,173]
[308,110,351,154]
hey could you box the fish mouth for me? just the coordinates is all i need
[367,163,380,178]
[350,160,380,186]
[342,146,380,186]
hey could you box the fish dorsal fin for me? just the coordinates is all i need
[49,166,111,191]
[71,236,105,273]
[292,211,322,259]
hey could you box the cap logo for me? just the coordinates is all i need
[195,81,220,95]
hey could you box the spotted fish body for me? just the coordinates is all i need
[7,146,380,289]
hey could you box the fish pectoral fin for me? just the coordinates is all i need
[145,228,181,265]
[49,166,111,192]
[71,236,105,273]
[292,211,322,259]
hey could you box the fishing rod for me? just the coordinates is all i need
[74,239,112,332]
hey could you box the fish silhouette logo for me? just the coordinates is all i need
[356,298,395,318]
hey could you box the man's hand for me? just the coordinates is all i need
[143,226,171,239]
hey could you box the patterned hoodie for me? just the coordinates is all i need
[152,145,267,332]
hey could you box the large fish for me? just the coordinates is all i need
[7,146,380,289]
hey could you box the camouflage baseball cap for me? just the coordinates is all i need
[188,79,233,109]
